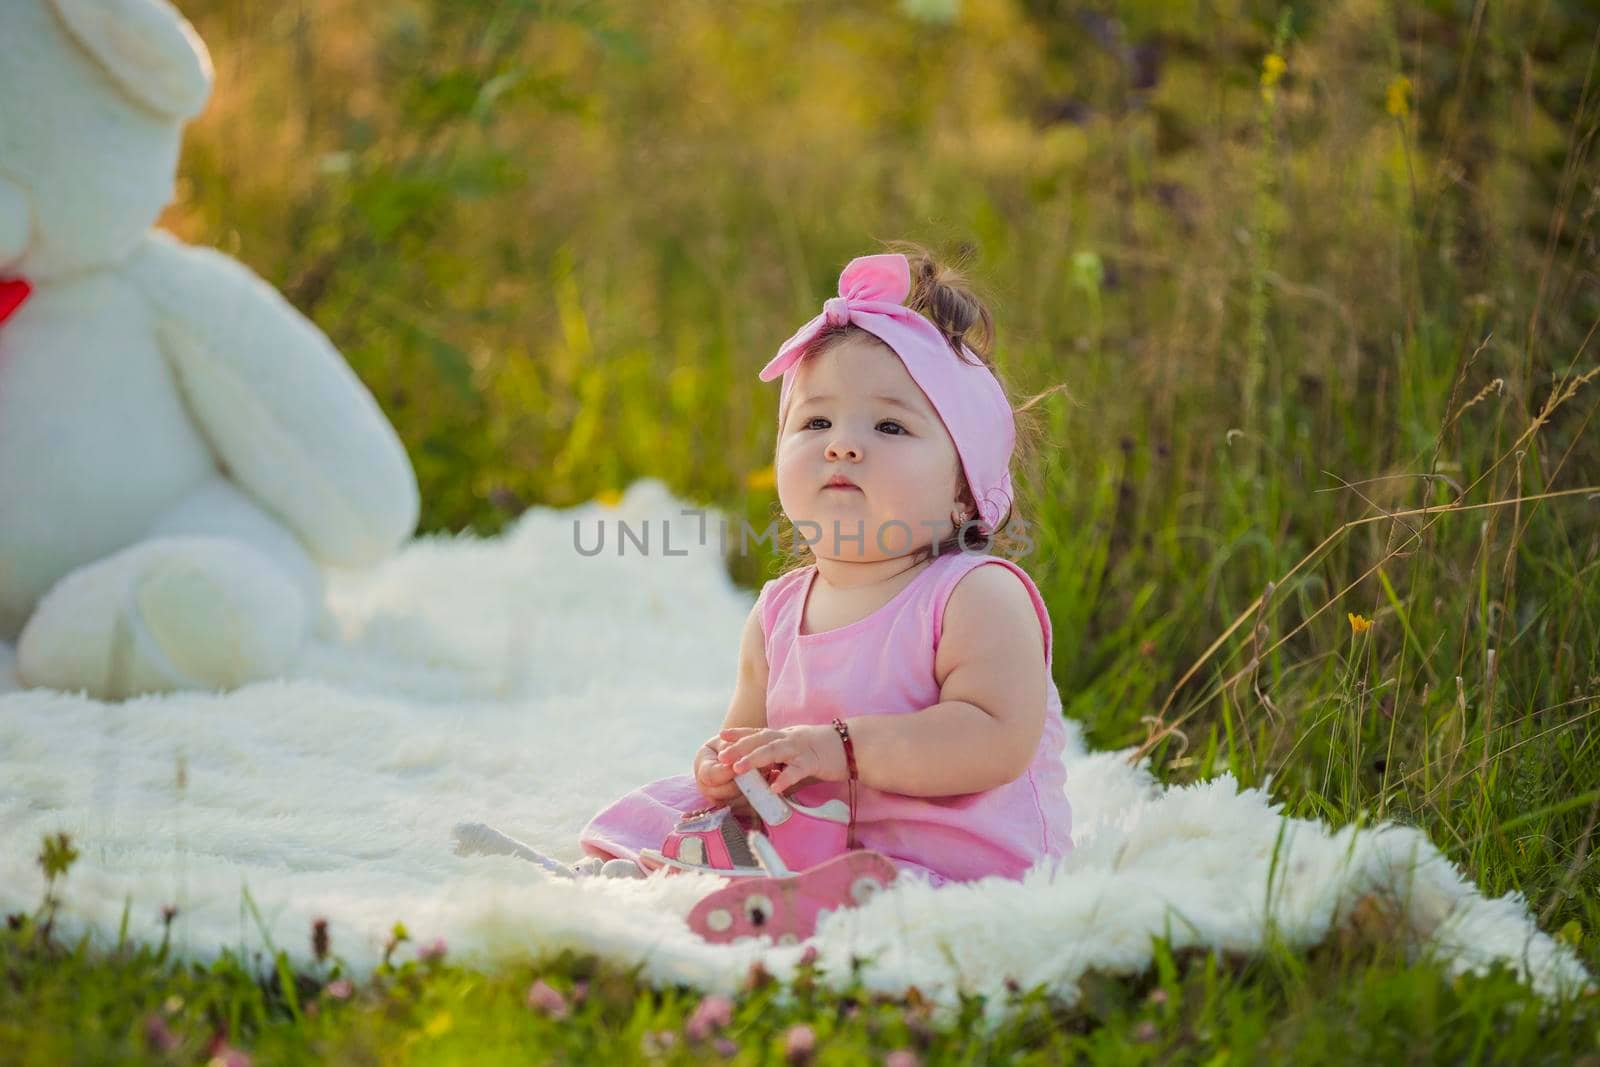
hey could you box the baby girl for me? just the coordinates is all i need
[457,244,1073,895]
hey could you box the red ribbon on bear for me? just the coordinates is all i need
[0,278,30,325]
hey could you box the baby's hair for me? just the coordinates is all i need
[772,239,1072,575]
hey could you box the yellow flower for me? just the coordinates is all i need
[423,1011,453,1038]
[1260,52,1286,89]
[596,488,623,508]
[1347,612,1373,634]
[1386,74,1412,118]
[745,464,777,491]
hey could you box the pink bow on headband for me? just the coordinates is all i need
[758,253,1016,535]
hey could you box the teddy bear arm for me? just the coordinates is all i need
[131,232,420,566]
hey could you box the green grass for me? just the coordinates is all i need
[10,0,1600,1059]
[5,862,1599,1064]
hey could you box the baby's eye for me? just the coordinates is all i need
[800,416,906,434]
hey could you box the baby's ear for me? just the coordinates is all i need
[49,0,214,120]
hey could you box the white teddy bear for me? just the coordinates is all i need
[0,0,421,699]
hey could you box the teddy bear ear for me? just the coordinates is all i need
[49,0,214,120]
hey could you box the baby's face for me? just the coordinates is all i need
[775,335,965,562]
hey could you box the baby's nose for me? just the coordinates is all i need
[825,440,861,460]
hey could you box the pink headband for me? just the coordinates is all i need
[757,253,1016,534]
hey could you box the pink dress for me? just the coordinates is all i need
[579,549,1074,887]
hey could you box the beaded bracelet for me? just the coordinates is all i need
[831,717,858,848]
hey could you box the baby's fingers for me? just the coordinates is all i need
[720,729,787,766]
[767,763,810,796]
[699,760,735,786]
[696,781,743,806]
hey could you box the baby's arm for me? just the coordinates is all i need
[693,601,770,804]
[721,564,1047,797]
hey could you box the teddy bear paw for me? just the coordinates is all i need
[17,537,310,700]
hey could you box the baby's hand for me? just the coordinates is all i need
[716,724,848,796]
[693,736,751,811]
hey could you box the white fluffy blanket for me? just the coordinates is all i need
[0,480,1591,1017]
